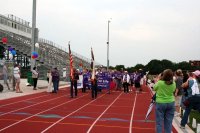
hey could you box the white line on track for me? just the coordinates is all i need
[86,92,123,133]
[0,94,67,117]
[0,86,69,108]
[0,94,48,108]
[129,92,138,133]
[0,94,87,132]
[41,93,107,133]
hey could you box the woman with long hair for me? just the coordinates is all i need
[154,69,176,133]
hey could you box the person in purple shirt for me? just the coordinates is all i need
[51,67,60,93]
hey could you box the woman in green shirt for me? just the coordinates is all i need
[154,69,176,133]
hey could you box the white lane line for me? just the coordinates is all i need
[86,92,123,133]
[0,94,87,132]
[129,92,138,133]
[0,94,67,117]
[0,86,69,108]
[0,94,48,108]
[41,93,107,133]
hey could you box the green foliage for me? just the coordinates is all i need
[113,59,199,74]
[115,65,125,71]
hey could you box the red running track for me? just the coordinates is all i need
[0,86,178,133]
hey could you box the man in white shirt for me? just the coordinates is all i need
[122,71,130,93]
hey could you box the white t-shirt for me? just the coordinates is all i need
[13,67,20,78]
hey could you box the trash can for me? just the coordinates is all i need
[27,71,33,86]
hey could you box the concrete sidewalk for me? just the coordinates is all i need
[0,78,69,100]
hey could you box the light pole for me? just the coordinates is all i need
[107,20,111,71]
[31,0,37,70]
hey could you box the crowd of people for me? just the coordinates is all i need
[152,69,200,133]
[1,63,200,133]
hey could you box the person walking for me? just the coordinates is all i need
[122,71,130,93]
[46,69,53,92]
[51,67,60,93]
[134,71,142,93]
[3,64,10,90]
[91,75,98,99]
[13,64,22,93]
[153,69,176,133]
[32,66,39,90]
[70,69,79,98]
[82,69,89,93]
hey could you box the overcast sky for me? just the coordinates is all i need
[1,0,200,67]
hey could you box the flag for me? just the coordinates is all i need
[91,47,95,80]
[145,94,156,121]
[68,43,74,80]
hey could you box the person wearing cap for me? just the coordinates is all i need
[122,71,130,93]
[180,70,200,129]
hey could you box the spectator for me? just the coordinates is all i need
[180,70,200,129]
[32,66,39,90]
[3,64,10,90]
[154,69,176,133]
[13,64,22,93]
[174,69,183,117]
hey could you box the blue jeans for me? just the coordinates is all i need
[181,105,192,127]
[53,80,59,92]
[155,102,175,133]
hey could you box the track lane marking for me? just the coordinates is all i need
[129,92,138,133]
[0,94,48,108]
[0,118,155,130]
[86,92,123,133]
[0,93,69,117]
[0,94,88,132]
[0,86,69,108]
[41,92,109,133]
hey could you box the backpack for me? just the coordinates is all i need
[0,84,3,92]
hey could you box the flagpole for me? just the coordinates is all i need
[107,20,111,71]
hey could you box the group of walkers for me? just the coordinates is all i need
[68,68,146,99]
[153,69,200,133]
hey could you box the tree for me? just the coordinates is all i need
[145,59,163,74]
[115,65,125,71]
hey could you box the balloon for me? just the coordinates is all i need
[11,50,16,55]
[2,37,8,44]
[35,43,39,48]
[8,47,13,51]
[32,55,35,59]
[31,51,38,59]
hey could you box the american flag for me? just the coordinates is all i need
[68,43,74,80]
[91,47,95,80]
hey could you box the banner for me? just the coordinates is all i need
[97,72,111,89]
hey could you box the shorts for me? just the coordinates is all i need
[15,77,20,83]
[3,75,8,82]
[175,96,182,106]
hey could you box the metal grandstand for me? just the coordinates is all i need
[0,14,101,80]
